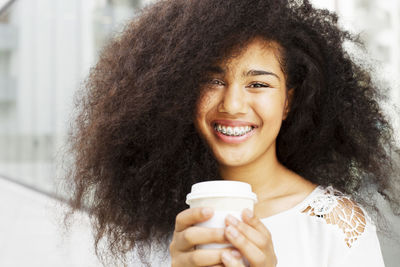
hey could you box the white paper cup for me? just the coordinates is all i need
[186,180,257,249]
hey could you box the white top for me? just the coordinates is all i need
[260,185,385,267]
[130,186,386,266]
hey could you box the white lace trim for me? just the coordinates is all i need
[301,186,367,248]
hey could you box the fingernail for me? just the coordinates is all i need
[227,214,238,226]
[222,251,232,262]
[244,208,253,218]
[202,207,213,217]
[231,249,241,258]
[227,225,239,238]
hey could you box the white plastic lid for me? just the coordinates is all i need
[186,180,258,205]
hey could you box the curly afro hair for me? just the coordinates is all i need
[62,0,400,265]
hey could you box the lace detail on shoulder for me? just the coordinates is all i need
[301,186,367,248]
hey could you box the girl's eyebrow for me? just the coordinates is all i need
[206,66,224,74]
[206,66,280,81]
[243,69,280,81]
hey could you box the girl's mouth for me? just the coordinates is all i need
[213,123,255,136]
[212,123,257,144]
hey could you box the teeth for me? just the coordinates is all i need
[227,127,233,135]
[214,123,254,136]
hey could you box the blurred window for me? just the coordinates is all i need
[0,0,147,198]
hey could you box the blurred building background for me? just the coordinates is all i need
[0,0,399,266]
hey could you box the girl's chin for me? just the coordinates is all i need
[214,155,252,167]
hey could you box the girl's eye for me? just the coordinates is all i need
[209,79,224,86]
[249,82,270,88]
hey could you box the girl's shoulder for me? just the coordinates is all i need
[300,185,373,248]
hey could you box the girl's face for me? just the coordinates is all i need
[195,38,290,168]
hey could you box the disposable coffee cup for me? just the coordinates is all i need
[186,180,258,249]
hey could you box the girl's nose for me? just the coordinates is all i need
[217,84,248,115]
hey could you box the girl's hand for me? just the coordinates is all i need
[169,207,244,267]
[221,209,277,267]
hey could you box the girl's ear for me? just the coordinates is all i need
[283,88,294,120]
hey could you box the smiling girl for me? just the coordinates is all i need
[64,0,400,266]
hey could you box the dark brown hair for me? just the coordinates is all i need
[62,0,400,265]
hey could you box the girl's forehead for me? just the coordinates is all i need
[215,38,283,69]
[209,39,284,78]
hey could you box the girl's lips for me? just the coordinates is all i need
[213,126,257,144]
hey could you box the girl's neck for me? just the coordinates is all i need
[219,147,292,200]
